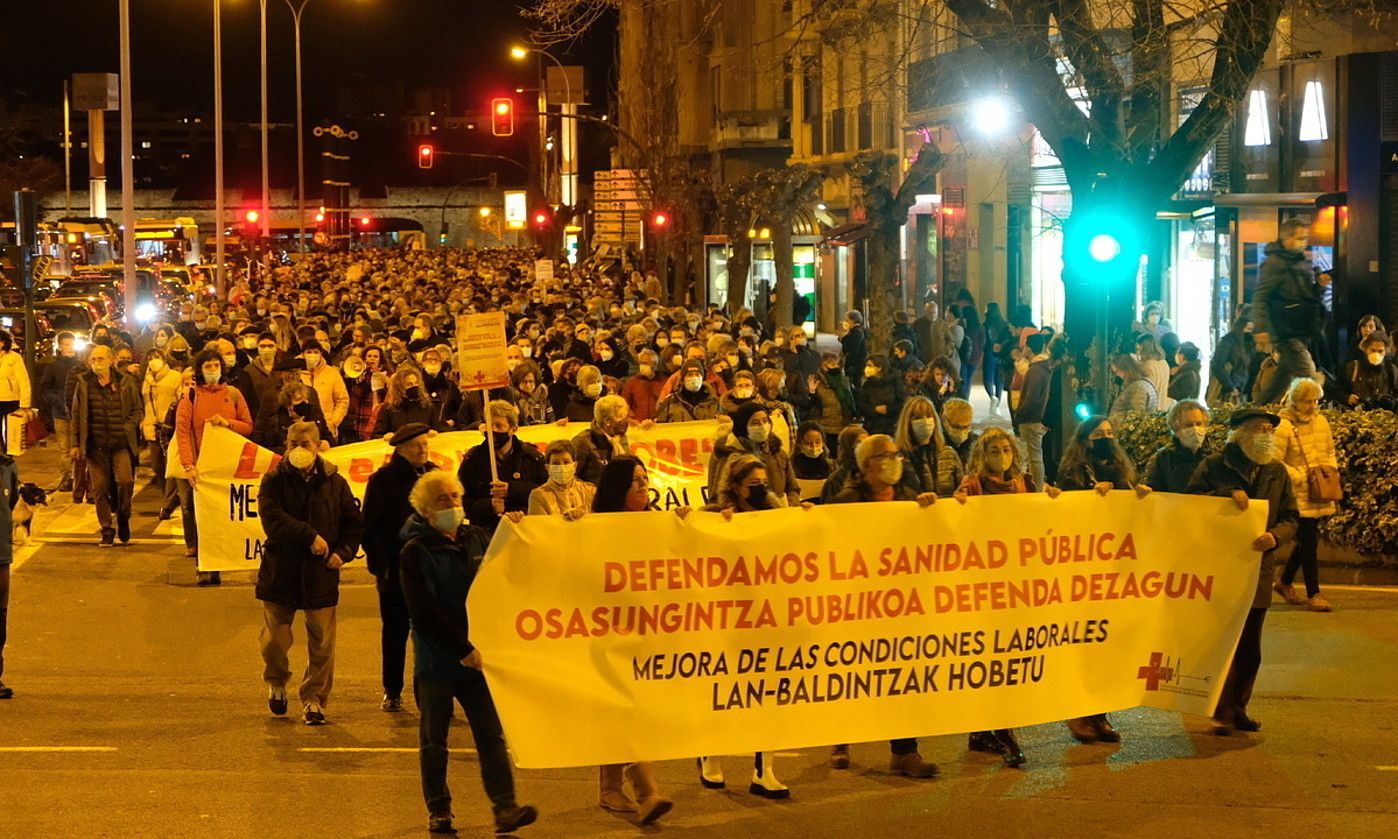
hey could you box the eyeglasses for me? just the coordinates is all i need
[868,451,905,463]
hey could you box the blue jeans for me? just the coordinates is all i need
[418,671,517,817]
[983,356,1003,400]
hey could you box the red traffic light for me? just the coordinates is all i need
[417,143,435,169]
[244,209,260,224]
[359,216,371,227]
[491,97,515,137]
[532,210,550,228]
[651,211,669,228]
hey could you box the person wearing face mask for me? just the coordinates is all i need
[241,333,282,420]
[362,423,439,713]
[339,353,377,444]
[69,344,143,548]
[458,400,547,534]
[1107,353,1160,426]
[856,355,905,436]
[256,421,364,727]
[718,369,759,415]
[37,332,81,493]
[781,326,820,418]
[298,341,349,441]
[573,396,636,484]
[952,427,1062,767]
[175,349,255,584]
[140,348,183,520]
[505,361,555,426]
[827,434,940,777]
[398,470,538,836]
[373,367,436,437]
[1272,378,1338,612]
[1188,408,1299,736]
[619,349,664,422]
[165,334,192,370]
[0,328,32,457]
[791,421,834,482]
[567,365,607,423]
[655,359,720,423]
[940,397,978,466]
[255,381,331,454]
[593,336,629,379]
[1343,333,1398,410]
[706,402,800,507]
[839,310,869,389]
[1143,400,1213,493]
[527,439,596,518]
[893,397,964,497]
[418,350,462,431]
[1055,416,1152,744]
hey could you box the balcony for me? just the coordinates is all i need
[713,111,793,151]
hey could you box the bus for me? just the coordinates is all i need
[134,217,200,265]
[351,216,426,250]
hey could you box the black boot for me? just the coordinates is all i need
[0,606,10,698]
[993,729,1026,769]
[967,731,1001,754]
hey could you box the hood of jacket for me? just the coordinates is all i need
[1264,240,1305,262]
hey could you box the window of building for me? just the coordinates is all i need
[1243,89,1272,147]
[802,55,821,121]
[1298,80,1328,142]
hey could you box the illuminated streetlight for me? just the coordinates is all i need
[971,96,1013,137]
[479,207,492,218]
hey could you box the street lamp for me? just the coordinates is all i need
[284,0,313,255]
[213,0,226,294]
[509,45,576,208]
[259,0,270,241]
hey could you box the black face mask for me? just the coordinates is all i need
[490,431,512,450]
[1090,437,1117,460]
[745,485,771,509]
[405,386,422,401]
[292,402,309,416]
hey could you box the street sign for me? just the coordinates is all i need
[504,190,528,227]
[71,73,119,111]
[534,259,554,282]
[455,312,510,391]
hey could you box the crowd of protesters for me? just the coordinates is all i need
[1,216,1390,832]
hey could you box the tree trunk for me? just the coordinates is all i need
[725,239,751,318]
[772,223,794,332]
[865,222,900,355]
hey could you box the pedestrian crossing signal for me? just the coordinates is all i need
[418,144,435,169]
[492,98,514,137]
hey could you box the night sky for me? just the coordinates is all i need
[2,0,615,122]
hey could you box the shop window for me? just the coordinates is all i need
[1244,90,1272,147]
[1298,80,1329,142]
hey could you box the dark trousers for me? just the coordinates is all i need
[177,478,198,550]
[890,737,918,755]
[86,447,134,532]
[0,565,10,680]
[1259,338,1316,404]
[0,400,17,454]
[418,671,516,817]
[1216,606,1267,723]
[376,574,411,698]
[1282,518,1322,597]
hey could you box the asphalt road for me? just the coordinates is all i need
[2,478,1396,838]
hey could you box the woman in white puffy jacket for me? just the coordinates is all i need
[0,329,32,454]
[1272,377,1338,612]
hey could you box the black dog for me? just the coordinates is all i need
[13,482,47,545]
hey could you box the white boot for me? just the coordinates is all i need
[697,756,725,789]
[749,752,789,799]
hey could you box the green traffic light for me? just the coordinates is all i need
[1088,233,1121,263]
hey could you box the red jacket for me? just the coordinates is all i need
[175,382,255,470]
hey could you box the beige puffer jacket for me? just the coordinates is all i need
[1274,410,1338,519]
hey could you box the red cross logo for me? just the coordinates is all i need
[473,370,486,383]
[1137,652,1176,691]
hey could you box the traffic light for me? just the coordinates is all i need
[1063,202,1143,277]
[418,143,435,169]
[244,209,260,225]
[650,210,669,230]
[532,209,550,229]
[491,98,514,137]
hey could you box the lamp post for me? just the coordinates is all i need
[118,0,137,330]
[214,0,226,294]
[286,0,312,254]
[509,46,576,208]
[259,0,271,241]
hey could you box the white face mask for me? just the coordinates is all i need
[985,450,1013,474]
[599,349,614,361]
[1368,352,1386,366]
[684,376,703,392]
[638,364,654,377]
[147,358,165,374]
[877,458,903,485]
[222,354,237,368]
[548,463,576,485]
[304,354,322,369]
[424,363,442,376]
[864,366,878,379]
[945,427,969,445]
[584,382,603,398]
[747,422,770,443]
[733,386,754,399]
[520,346,533,358]
[1177,424,1207,452]
[286,447,317,469]
[1243,432,1276,464]
[912,417,937,442]
[801,443,825,459]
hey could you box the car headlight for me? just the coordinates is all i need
[72,336,88,352]
[134,302,158,323]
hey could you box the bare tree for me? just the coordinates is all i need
[746,165,825,330]
[850,144,945,351]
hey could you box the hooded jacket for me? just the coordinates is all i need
[255,456,364,610]
[706,429,800,507]
[1252,241,1323,340]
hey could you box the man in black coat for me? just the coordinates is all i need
[1144,400,1212,493]
[362,422,437,712]
[256,421,364,726]
[839,311,868,390]
[1187,408,1299,736]
[1251,219,1328,404]
[457,400,546,533]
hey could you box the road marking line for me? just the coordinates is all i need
[1324,585,1398,594]
[297,747,476,754]
[0,746,118,752]
[1377,765,1398,771]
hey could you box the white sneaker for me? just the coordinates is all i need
[697,756,725,789]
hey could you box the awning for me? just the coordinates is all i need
[821,221,868,246]
[1213,192,1323,208]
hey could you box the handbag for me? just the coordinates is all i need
[1292,425,1343,502]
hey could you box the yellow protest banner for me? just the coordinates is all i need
[467,492,1267,769]
[191,420,725,572]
